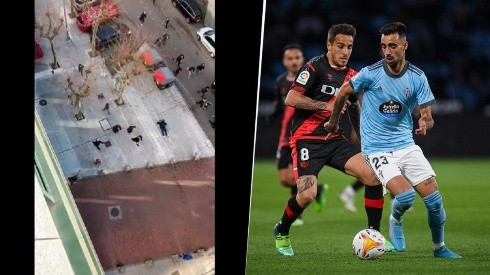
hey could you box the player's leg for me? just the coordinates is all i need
[404,146,461,258]
[277,147,303,226]
[273,139,323,256]
[329,139,384,232]
[338,179,363,212]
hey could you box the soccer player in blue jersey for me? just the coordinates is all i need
[325,22,461,258]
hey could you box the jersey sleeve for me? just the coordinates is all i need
[348,67,371,95]
[416,73,436,108]
[291,62,317,95]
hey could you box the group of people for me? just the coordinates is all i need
[269,22,461,259]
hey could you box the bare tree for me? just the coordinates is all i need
[67,67,92,120]
[107,26,147,105]
[36,7,64,69]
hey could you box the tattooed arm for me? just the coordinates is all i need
[285,89,333,111]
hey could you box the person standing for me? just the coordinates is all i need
[187,66,196,79]
[165,17,170,30]
[173,66,182,76]
[325,22,461,258]
[92,139,103,150]
[103,103,110,114]
[78,64,84,76]
[196,63,205,74]
[139,11,147,25]
[272,24,390,256]
[174,54,185,67]
[127,125,136,133]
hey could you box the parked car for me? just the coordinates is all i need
[76,2,119,33]
[73,0,101,12]
[197,27,215,58]
[171,0,202,23]
[35,39,44,60]
[142,48,166,71]
[154,67,176,90]
[93,24,118,49]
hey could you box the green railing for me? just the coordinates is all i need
[35,109,104,275]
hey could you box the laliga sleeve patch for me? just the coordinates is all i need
[296,71,310,85]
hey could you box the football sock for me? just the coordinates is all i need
[352,180,364,192]
[423,190,445,245]
[392,188,416,222]
[364,184,384,231]
[277,196,304,235]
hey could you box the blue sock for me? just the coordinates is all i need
[392,189,416,221]
[423,190,445,244]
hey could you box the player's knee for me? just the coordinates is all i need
[297,175,317,203]
[360,172,379,186]
[278,171,295,187]
[394,188,416,209]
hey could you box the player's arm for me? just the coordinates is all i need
[347,99,361,143]
[324,81,355,133]
[285,89,335,111]
[415,105,434,135]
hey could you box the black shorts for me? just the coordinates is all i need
[290,137,360,179]
[276,146,292,169]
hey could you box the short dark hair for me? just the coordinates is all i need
[327,24,356,43]
[283,43,303,54]
[379,22,407,39]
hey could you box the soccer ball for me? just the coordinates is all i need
[352,229,386,260]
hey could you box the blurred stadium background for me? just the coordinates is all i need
[256,0,490,158]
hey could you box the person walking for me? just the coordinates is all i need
[152,0,156,5]
[173,66,182,76]
[165,17,170,30]
[78,64,84,76]
[174,54,185,67]
[139,11,147,25]
[157,119,168,136]
[196,98,208,109]
[154,37,163,47]
[131,135,143,146]
[162,33,170,45]
[196,63,205,74]
[103,103,110,114]
[198,86,210,98]
[187,66,196,79]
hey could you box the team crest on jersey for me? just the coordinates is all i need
[327,73,333,80]
[379,100,402,118]
[296,71,310,85]
[300,161,309,168]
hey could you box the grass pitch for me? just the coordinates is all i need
[246,158,490,274]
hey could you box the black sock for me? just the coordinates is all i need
[315,184,324,202]
[277,196,304,235]
[351,179,364,192]
[290,185,298,197]
[364,185,384,231]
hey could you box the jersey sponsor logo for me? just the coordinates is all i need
[379,100,403,118]
[300,161,309,168]
[320,84,340,96]
[296,71,310,85]
[327,73,333,80]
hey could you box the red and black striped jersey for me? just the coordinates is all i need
[290,53,357,139]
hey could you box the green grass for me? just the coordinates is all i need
[246,158,490,274]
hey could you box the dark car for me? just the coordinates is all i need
[171,0,202,23]
[94,24,119,49]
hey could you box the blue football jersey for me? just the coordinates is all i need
[349,59,435,155]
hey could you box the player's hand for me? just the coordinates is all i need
[325,99,351,114]
[415,114,427,135]
[324,121,339,135]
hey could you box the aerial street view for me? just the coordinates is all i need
[34,0,215,274]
